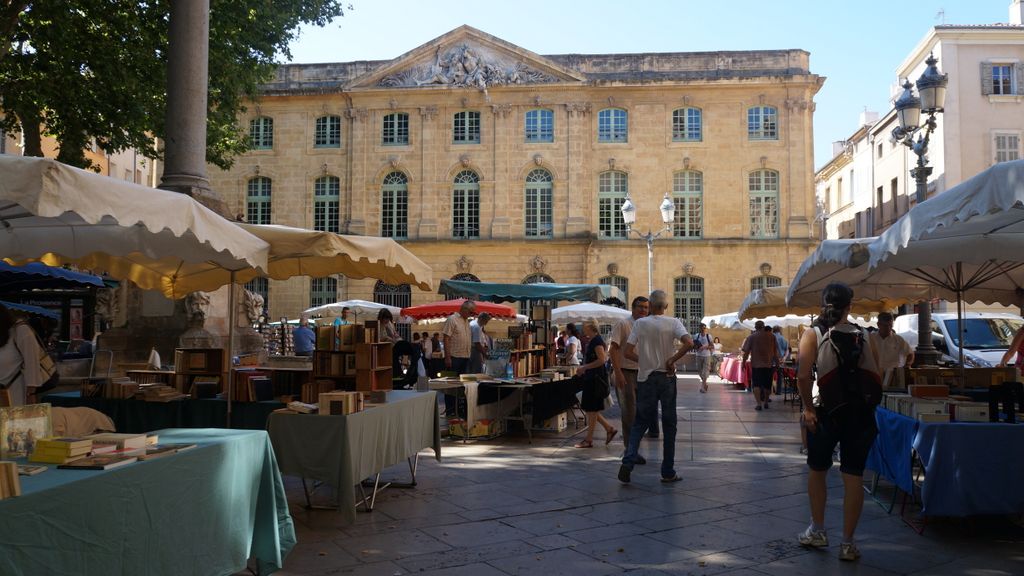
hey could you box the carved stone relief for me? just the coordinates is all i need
[379,43,559,90]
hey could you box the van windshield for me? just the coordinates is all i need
[943,318,1023,350]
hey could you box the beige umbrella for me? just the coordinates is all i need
[740,285,912,321]
[236,224,432,291]
[0,156,269,298]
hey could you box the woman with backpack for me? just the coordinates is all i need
[795,282,881,563]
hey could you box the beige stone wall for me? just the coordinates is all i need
[210,44,821,323]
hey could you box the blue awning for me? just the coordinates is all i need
[0,262,105,290]
[439,280,626,304]
[0,300,61,320]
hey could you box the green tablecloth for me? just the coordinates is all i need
[268,390,440,524]
[0,429,296,576]
[44,391,283,432]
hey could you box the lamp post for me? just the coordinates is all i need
[620,193,675,294]
[890,53,948,367]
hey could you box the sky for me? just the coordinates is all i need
[287,0,1007,171]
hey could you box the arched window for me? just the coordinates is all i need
[520,273,555,315]
[674,275,704,335]
[451,273,481,282]
[314,115,341,148]
[598,275,628,308]
[373,280,411,340]
[246,177,272,225]
[452,170,480,239]
[453,111,481,144]
[598,171,628,239]
[313,176,339,233]
[245,277,269,312]
[598,108,628,143]
[750,275,782,291]
[524,109,554,143]
[749,169,780,238]
[672,107,702,142]
[672,170,703,238]
[747,106,778,140]
[382,112,409,145]
[381,172,408,239]
[249,116,273,149]
[525,169,553,238]
[310,277,337,308]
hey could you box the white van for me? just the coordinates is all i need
[894,312,1023,367]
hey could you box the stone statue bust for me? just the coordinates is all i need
[185,291,211,328]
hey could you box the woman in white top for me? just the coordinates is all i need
[565,323,582,366]
[0,304,45,406]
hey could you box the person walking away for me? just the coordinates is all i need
[574,319,617,448]
[796,282,882,562]
[609,296,649,462]
[742,321,778,410]
[773,325,790,396]
[442,300,475,416]
[617,290,694,484]
[292,318,316,357]
[693,323,713,393]
[468,312,493,374]
[869,312,914,388]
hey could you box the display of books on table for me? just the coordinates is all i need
[57,454,138,471]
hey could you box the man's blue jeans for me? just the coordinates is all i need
[621,371,678,478]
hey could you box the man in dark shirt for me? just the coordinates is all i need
[741,320,779,411]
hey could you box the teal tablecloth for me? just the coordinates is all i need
[268,390,440,524]
[0,429,296,575]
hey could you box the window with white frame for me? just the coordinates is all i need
[674,275,704,335]
[453,111,480,144]
[672,170,703,238]
[995,133,1021,163]
[245,277,269,310]
[525,109,554,143]
[750,275,782,291]
[994,64,1014,95]
[381,171,408,239]
[382,112,409,145]
[452,170,480,239]
[747,106,778,140]
[749,169,779,238]
[313,176,339,232]
[524,169,553,238]
[310,277,337,308]
[598,108,628,143]
[249,117,273,150]
[672,107,702,142]
[598,275,628,307]
[598,171,628,238]
[246,177,272,225]
[314,115,341,148]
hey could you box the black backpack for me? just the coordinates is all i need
[817,326,881,413]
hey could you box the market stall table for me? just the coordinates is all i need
[267,390,440,525]
[718,356,750,388]
[0,428,294,576]
[44,391,283,431]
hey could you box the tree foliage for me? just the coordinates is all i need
[0,1,349,170]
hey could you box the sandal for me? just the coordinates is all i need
[605,428,618,445]
[574,440,594,448]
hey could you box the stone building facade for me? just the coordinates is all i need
[209,26,824,331]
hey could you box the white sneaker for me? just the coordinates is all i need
[838,542,861,561]
[797,526,829,548]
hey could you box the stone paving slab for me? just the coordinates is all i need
[245,374,1024,575]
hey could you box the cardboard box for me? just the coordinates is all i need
[917,412,950,423]
[447,418,466,437]
[532,411,568,432]
[908,384,949,399]
[319,391,362,415]
[909,399,947,420]
[469,419,500,437]
[949,401,990,422]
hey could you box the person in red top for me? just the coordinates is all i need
[742,320,779,411]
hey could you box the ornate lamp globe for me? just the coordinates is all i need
[620,197,637,227]
[916,54,948,113]
[894,80,921,132]
[659,193,676,225]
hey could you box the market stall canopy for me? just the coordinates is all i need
[438,279,626,304]
[236,224,432,291]
[740,285,910,320]
[701,312,751,331]
[401,298,517,321]
[0,300,60,320]
[0,156,269,299]
[303,299,402,320]
[552,302,631,325]
[0,261,105,291]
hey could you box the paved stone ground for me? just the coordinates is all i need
[257,373,1024,575]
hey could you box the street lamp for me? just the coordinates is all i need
[890,53,948,367]
[620,193,676,294]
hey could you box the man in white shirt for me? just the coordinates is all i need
[869,312,914,388]
[618,290,694,484]
[693,323,713,393]
[609,296,649,458]
[468,312,493,374]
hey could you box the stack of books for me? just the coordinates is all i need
[104,377,139,399]
[84,433,149,452]
[0,461,20,499]
[319,391,363,415]
[136,384,189,402]
[29,437,94,464]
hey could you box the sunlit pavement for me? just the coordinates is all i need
[247,372,1024,575]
